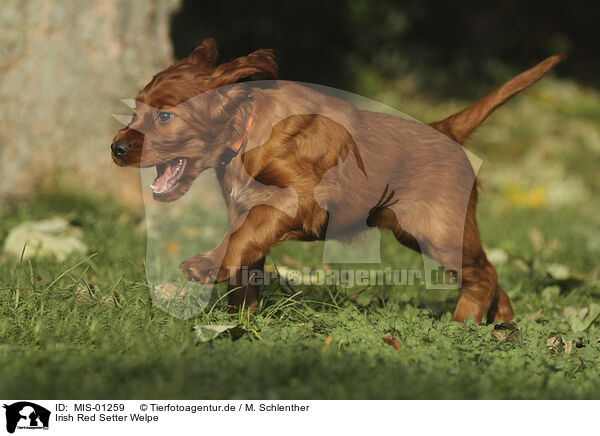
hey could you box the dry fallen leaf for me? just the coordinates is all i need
[322,335,332,351]
[546,336,577,354]
[547,336,560,354]
[562,337,574,354]
[491,322,521,342]
[382,334,400,350]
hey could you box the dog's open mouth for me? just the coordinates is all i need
[151,158,186,195]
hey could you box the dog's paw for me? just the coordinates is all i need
[180,255,221,284]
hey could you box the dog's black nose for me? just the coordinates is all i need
[111,140,130,158]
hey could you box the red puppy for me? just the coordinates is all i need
[111,38,562,321]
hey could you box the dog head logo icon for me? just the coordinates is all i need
[3,402,50,434]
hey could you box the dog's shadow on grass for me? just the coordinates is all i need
[203,272,460,321]
[419,299,459,319]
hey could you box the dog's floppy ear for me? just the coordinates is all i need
[188,38,219,68]
[210,49,278,86]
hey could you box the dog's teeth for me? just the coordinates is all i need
[150,159,185,195]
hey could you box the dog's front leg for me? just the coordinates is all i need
[180,204,294,285]
[226,256,266,312]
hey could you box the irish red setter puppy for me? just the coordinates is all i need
[111,38,562,322]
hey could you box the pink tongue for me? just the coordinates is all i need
[152,161,179,194]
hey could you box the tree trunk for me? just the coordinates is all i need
[0,0,180,205]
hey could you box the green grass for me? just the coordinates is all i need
[1,77,600,399]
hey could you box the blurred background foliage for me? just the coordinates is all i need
[171,0,600,98]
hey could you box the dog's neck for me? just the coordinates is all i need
[218,103,255,167]
[215,82,361,205]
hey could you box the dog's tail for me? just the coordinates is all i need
[429,54,564,145]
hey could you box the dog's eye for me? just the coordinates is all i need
[157,111,173,122]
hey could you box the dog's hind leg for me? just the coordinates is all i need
[485,283,515,323]
[453,249,502,323]
[452,194,515,323]
[428,204,514,323]
[369,199,514,323]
